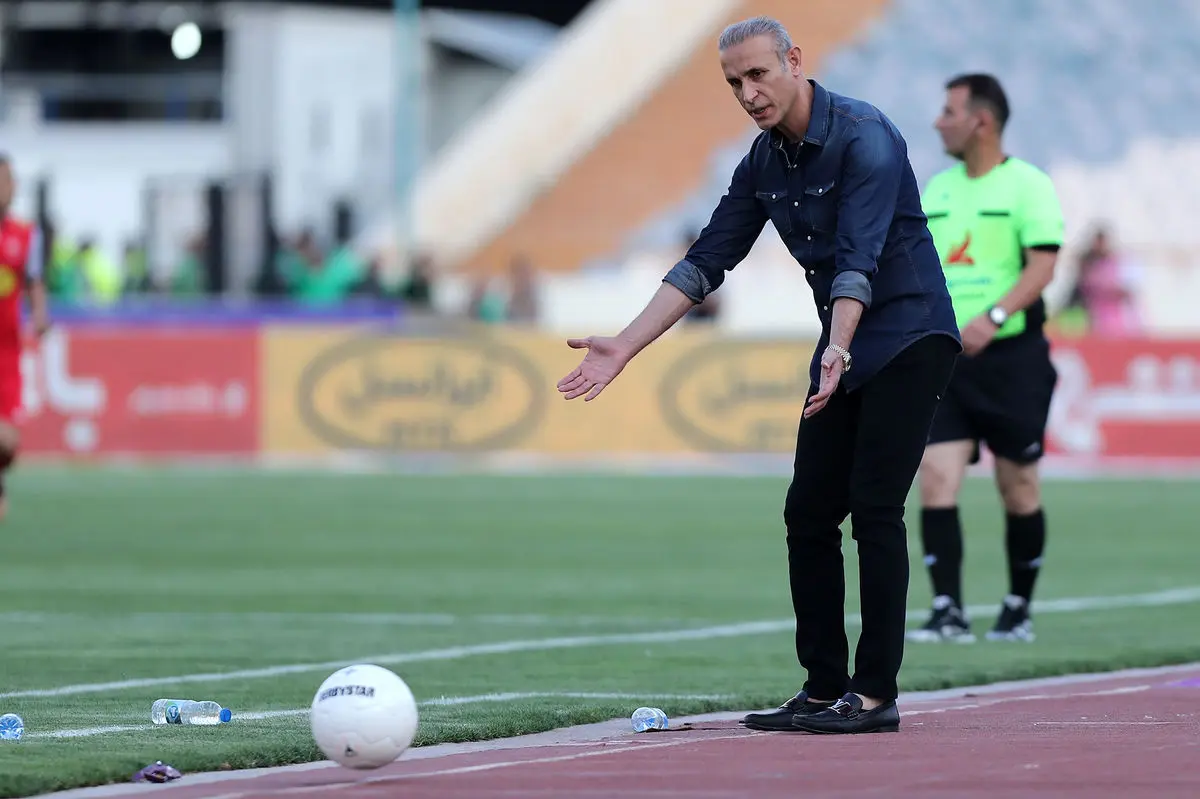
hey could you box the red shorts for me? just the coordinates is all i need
[0,372,22,425]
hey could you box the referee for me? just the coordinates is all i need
[558,16,960,734]
[908,74,1064,644]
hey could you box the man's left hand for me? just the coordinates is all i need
[804,347,845,418]
[961,314,998,357]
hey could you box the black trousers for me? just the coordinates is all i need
[784,334,959,701]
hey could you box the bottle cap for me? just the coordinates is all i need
[219,708,232,723]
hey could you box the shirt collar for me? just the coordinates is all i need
[770,79,830,149]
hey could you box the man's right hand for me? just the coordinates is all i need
[556,336,635,401]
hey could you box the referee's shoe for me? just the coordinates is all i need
[906,595,976,643]
[986,594,1036,641]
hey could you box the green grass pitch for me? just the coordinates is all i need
[0,467,1197,797]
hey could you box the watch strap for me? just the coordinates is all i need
[827,343,851,372]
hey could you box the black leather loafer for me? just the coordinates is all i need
[741,691,834,731]
[790,692,900,734]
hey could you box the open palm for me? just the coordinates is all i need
[556,336,634,401]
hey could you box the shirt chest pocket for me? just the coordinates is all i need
[756,190,794,236]
[804,179,837,233]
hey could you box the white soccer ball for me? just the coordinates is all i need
[310,664,419,770]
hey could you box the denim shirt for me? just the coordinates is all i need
[664,80,962,392]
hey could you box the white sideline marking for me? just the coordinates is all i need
[0,611,687,628]
[26,692,731,740]
[1034,721,1187,726]
[904,685,1152,718]
[5,585,1200,701]
[0,622,790,700]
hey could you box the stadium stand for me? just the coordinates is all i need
[379,0,891,275]
[612,0,1200,332]
[392,0,744,271]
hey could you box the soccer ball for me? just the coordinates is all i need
[310,664,419,770]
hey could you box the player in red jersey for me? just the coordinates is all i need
[0,154,51,520]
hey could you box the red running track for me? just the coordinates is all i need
[43,665,1200,799]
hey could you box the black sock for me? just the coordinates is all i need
[0,449,11,497]
[920,507,963,606]
[1006,509,1046,603]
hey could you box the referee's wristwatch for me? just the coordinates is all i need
[987,305,1009,327]
[827,343,852,373]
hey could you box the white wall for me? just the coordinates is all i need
[260,6,397,238]
[1,4,421,273]
[0,123,229,264]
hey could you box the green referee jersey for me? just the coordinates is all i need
[921,157,1064,339]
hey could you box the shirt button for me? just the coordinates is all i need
[823,305,829,311]
[793,201,799,207]
[771,194,777,200]
[818,188,824,194]
[807,235,812,241]
[809,270,815,275]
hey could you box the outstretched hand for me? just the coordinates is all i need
[556,336,635,401]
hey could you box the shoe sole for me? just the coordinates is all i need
[986,632,1036,642]
[740,713,826,732]
[741,719,826,733]
[793,723,900,734]
[906,631,977,644]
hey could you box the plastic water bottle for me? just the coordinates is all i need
[0,713,23,741]
[180,701,232,725]
[151,699,232,726]
[631,706,668,732]
[151,699,188,725]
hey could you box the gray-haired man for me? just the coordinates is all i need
[558,16,961,733]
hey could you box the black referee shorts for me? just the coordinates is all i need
[926,333,1058,465]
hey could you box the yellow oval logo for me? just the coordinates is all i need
[659,340,816,452]
[0,268,16,298]
[297,335,545,451]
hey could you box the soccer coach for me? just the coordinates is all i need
[557,16,961,734]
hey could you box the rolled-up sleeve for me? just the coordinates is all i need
[830,270,871,307]
[663,153,766,303]
[831,119,904,308]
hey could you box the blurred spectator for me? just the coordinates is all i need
[321,241,368,295]
[349,254,386,298]
[1066,226,1143,337]
[506,255,539,324]
[466,273,507,323]
[398,253,436,310]
[276,227,368,304]
[276,227,323,292]
[43,225,86,301]
[64,237,122,305]
[122,239,151,294]
[171,234,207,296]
